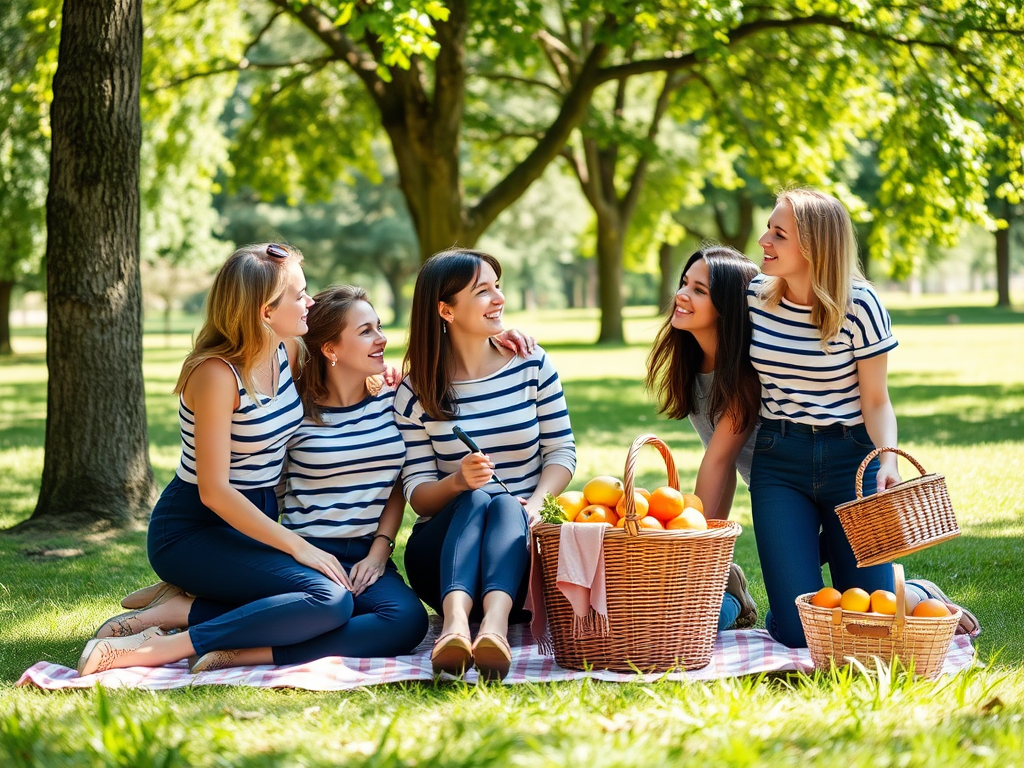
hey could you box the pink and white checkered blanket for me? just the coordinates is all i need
[17,624,975,691]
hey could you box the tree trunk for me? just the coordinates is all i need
[26,0,156,531]
[995,200,1012,308]
[0,280,13,356]
[381,267,408,327]
[658,241,675,312]
[595,214,625,344]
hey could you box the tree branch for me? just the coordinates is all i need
[594,13,1016,83]
[476,71,563,96]
[150,57,333,91]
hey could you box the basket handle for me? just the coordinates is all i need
[853,447,929,500]
[834,563,906,639]
[621,434,680,538]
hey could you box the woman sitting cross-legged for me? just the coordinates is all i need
[77,254,428,675]
[395,248,576,680]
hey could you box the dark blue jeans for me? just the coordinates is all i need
[404,489,531,622]
[148,476,427,662]
[749,419,894,648]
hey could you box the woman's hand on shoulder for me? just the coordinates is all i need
[493,329,536,356]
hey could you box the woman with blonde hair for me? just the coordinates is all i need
[77,244,361,675]
[747,189,899,647]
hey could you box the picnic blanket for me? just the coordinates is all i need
[18,620,976,691]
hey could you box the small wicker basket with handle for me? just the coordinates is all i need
[796,563,961,678]
[835,447,960,568]
[532,434,741,672]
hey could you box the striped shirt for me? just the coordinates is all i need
[394,347,576,523]
[175,343,304,488]
[278,386,405,539]
[747,275,898,426]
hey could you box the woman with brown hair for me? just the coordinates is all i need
[395,248,576,680]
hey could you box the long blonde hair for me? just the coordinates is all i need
[759,188,863,347]
[175,243,304,400]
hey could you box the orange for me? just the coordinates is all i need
[614,490,650,519]
[555,491,588,522]
[637,488,652,503]
[576,504,617,525]
[665,507,708,531]
[810,587,842,609]
[869,589,898,615]
[615,515,664,530]
[647,486,686,522]
[681,493,704,514]
[904,589,922,615]
[583,476,624,507]
[912,598,952,618]
[840,587,871,613]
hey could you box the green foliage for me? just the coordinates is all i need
[86,687,188,768]
[0,0,59,282]
[539,492,567,524]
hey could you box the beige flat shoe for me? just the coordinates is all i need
[77,626,164,676]
[726,563,758,629]
[472,632,512,682]
[190,649,242,674]
[96,584,187,638]
[430,633,473,677]
[120,581,186,610]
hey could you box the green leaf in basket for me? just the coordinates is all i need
[539,493,567,524]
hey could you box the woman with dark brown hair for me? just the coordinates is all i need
[395,249,576,680]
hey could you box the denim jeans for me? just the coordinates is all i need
[404,489,531,622]
[749,419,894,648]
[148,476,427,661]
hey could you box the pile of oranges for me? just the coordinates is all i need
[554,476,708,531]
[810,585,953,618]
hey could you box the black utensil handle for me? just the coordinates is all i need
[453,425,482,453]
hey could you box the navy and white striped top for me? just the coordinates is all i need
[175,343,304,488]
[747,275,898,426]
[394,346,576,524]
[278,386,405,539]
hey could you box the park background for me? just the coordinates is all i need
[2,1,1024,765]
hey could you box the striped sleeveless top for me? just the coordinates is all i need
[175,343,304,488]
[279,385,405,539]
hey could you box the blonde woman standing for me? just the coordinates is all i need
[748,189,899,648]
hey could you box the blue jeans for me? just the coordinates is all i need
[148,476,427,662]
[404,490,531,622]
[749,419,894,648]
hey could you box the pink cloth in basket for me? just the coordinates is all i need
[527,523,610,648]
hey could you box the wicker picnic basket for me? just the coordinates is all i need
[796,563,961,678]
[835,447,960,568]
[532,434,741,672]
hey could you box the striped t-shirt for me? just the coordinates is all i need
[278,386,405,539]
[747,275,898,426]
[176,343,305,488]
[394,347,576,523]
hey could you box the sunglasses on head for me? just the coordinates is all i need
[266,243,289,260]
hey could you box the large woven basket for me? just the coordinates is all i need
[835,447,960,568]
[532,434,741,672]
[796,563,960,678]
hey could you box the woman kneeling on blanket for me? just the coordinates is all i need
[395,249,577,681]
[77,248,429,675]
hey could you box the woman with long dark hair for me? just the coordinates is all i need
[395,248,576,680]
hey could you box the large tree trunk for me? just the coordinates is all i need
[995,200,1012,308]
[26,0,156,531]
[595,213,625,344]
[0,279,13,356]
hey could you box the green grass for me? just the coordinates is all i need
[2,295,1024,765]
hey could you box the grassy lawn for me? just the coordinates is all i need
[1,295,1023,765]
